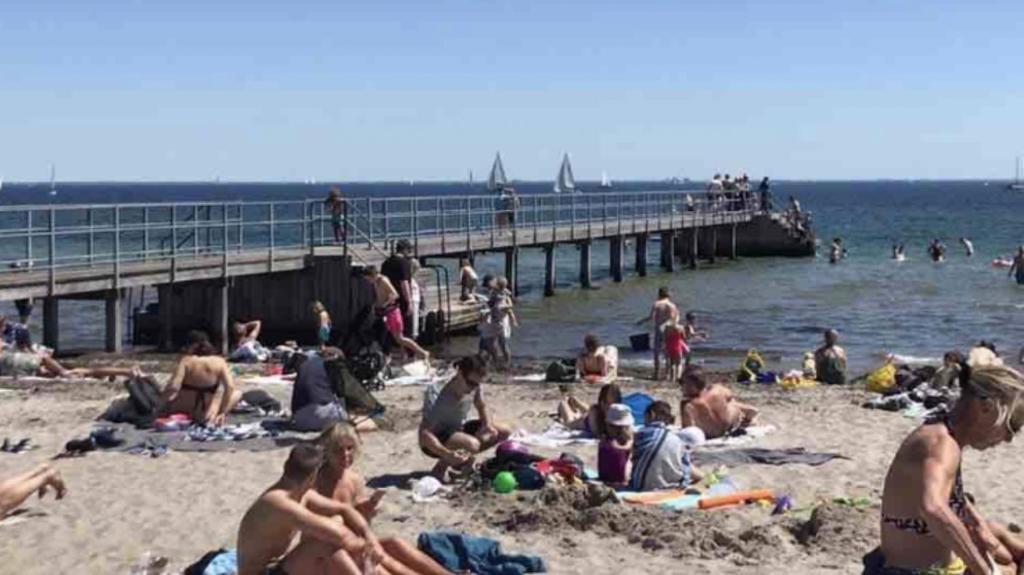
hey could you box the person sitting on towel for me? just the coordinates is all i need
[290,350,377,433]
[814,329,847,385]
[679,365,758,439]
[315,423,453,575]
[160,330,241,427]
[576,334,619,384]
[229,319,270,363]
[597,403,634,487]
[557,383,622,440]
[237,443,379,575]
[418,355,511,483]
[629,401,703,491]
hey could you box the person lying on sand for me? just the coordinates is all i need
[869,363,1024,575]
[629,401,703,491]
[315,423,453,575]
[0,464,67,518]
[160,330,241,427]
[557,383,622,440]
[237,443,379,575]
[679,365,758,439]
[418,356,511,483]
[0,328,142,380]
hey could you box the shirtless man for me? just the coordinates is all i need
[160,330,242,426]
[237,443,376,575]
[1008,246,1024,285]
[679,366,758,439]
[814,329,848,385]
[636,287,679,381]
[366,266,430,362]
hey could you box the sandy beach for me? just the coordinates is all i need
[2,358,1022,575]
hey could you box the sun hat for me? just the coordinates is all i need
[606,403,635,427]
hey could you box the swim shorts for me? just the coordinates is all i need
[384,306,404,336]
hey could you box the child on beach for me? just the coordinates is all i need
[683,312,708,343]
[597,403,634,487]
[312,301,331,350]
[630,401,703,492]
[662,318,689,382]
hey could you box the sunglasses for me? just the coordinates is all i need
[960,362,1022,438]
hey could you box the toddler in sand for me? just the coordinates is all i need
[597,403,634,487]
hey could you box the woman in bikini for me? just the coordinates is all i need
[557,383,622,440]
[871,363,1024,574]
[576,334,617,384]
[160,330,242,426]
[315,423,453,575]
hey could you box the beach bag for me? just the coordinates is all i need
[545,359,576,383]
[125,375,163,415]
[866,363,897,394]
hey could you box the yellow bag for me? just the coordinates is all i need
[866,363,896,393]
[781,375,817,391]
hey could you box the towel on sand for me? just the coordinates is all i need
[692,447,847,468]
[617,476,739,510]
[510,424,596,449]
[418,532,545,575]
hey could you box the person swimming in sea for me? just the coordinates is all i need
[1008,246,1024,285]
[891,243,906,262]
[829,237,847,264]
[928,239,946,263]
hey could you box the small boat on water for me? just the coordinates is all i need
[553,153,576,194]
[487,152,508,193]
[600,170,613,189]
[1008,156,1024,191]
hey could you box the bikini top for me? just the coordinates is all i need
[882,417,967,536]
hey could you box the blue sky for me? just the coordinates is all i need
[1,0,1023,181]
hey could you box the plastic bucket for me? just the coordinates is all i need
[629,333,650,352]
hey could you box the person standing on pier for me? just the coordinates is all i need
[381,239,414,338]
[324,187,345,245]
[636,287,679,381]
[758,177,772,212]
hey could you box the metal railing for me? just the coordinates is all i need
[0,191,762,279]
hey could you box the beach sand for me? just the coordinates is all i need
[1,364,1022,574]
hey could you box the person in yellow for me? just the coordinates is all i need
[737,349,766,383]
[869,364,1024,574]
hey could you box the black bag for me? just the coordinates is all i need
[545,359,576,383]
[124,375,163,415]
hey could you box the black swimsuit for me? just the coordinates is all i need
[882,417,967,536]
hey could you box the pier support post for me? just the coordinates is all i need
[708,227,718,263]
[105,289,123,353]
[158,284,174,351]
[212,280,230,355]
[504,248,518,296]
[42,297,59,352]
[660,232,675,272]
[579,241,592,289]
[689,229,699,270]
[610,236,624,283]
[544,245,556,297]
[635,234,648,277]
[730,224,738,260]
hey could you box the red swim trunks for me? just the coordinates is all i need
[384,307,404,336]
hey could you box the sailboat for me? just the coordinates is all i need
[48,164,58,196]
[1008,156,1024,191]
[600,170,612,189]
[487,152,508,193]
[553,153,576,194]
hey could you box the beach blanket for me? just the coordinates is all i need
[700,425,777,448]
[617,477,739,510]
[95,418,315,454]
[418,532,545,575]
[692,448,847,468]
[510,424,596,449]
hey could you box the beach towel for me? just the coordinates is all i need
[618,477,739,510]
[622,392,654,426]
[700,425,777,448]
[417,532,545,575]
[692,448,847,468]
[510,425,596,449]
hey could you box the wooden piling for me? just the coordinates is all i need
[105,289,123,353]
[579,241,592,289]
[42,297,59,352]
[635,234,648,277]
[610,236,624,282]
[544,245,556,296]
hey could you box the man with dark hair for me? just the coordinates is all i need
[679,366,758,439]
[237,443,383,575]
[381,239,414,338]
[630,400,703,491]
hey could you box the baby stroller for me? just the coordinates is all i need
[339,302,392,392]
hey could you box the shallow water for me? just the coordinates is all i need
[2,180,1022,371]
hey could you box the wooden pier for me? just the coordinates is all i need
[0,192,812,353]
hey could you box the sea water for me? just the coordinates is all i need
[1,180,1021,371]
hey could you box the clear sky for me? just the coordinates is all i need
[1,0,1023,181]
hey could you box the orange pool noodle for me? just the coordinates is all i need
[698,489,775,510]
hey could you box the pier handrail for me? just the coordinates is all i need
[0,190,762,281]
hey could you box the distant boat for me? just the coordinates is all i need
[600,170,612,189]
[1008,156,1024,191]
[468,169,474,185]
[553,153,576,194]
[48,164,57,196]
[487,152,508,193]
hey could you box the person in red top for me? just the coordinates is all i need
[663,317,689,382]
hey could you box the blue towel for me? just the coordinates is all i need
[622,392,654,426]
[202,549,237,575]
[417,532,546,575]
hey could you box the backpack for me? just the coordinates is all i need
[545,359,576,383]
[124,375,163,415]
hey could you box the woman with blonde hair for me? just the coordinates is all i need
[311,301,331,350]
[871,364,1024,574]
[315,423,453,575]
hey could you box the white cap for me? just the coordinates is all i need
[606,403,635,427]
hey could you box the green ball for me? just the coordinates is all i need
[492,471,518,494]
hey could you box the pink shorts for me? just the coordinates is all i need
[384,307,404,336]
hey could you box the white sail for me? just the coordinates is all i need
[600,170,612,188]
[554,153,576,193]
[487,152,508,193]
[49,164,57,196]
